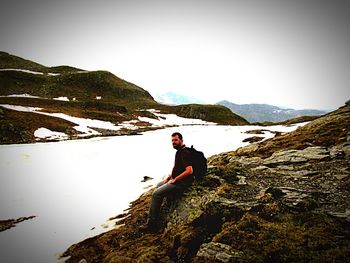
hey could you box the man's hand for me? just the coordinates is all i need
[169,178,177,184]
[169,166,193,184]
[163,175,172,184]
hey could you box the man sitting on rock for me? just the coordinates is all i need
[141,132,194,233]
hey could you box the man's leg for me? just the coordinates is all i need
[147,182,183,229]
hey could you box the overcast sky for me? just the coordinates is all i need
[1,0,349,110]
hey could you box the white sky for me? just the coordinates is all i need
[1,0,350,110]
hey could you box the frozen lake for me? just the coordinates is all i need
[0,123,305,262]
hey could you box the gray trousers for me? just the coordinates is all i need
[148,181,186,224]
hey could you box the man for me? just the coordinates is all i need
[141,132,193,233]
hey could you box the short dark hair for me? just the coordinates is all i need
[171,132,183,140]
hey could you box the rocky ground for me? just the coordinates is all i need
[61,102,350,263]
[0,216,36,232]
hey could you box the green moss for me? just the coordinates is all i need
[213,211,350,263]
[221,167,239,184]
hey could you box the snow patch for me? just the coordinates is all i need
[0,94,41,99]
[0,68,44,75]
[273,109,282,113]
[139,109,216,126]
[0,104,43,112]
[53,97,70,101]
[36,112,123,135]
[34,128,69,141]
[0,104,216,136]
[0,103,125,136]
[0,68,61,76]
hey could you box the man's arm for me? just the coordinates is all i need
[163,174,172,184]
[169,166,193,184]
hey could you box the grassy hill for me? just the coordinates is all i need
[0,52,248,144]
[0,51,82,73]
[0,70,155,105]
[163,103,248,125]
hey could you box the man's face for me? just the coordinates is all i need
[172,135,183,150]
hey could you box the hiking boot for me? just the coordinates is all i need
[139,220,158,234]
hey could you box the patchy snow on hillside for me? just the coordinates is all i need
[0,68,92,76]
[0,68,61,76]
[0,68,45,75]
[139,109,216,126]
[0,104,119,138]
[34,128,69,140]
[0,105,217,140]
[1,93,77,102]
[0,93,41,99]
[53,96,70,101]
[0,104,42,112]
[0,104,310,145]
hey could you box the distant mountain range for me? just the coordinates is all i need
[217,100,328,123]
[154,92,328,123]
[156,92,205,105]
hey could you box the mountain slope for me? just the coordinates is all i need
[167,104,248,125]
[0,51,82,73]
[0,52,248,144]
[218,100,327,123]
[0,69,155,104]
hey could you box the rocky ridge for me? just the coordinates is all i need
[61,101,350,263]
[217,100,327,123]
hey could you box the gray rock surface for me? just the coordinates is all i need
[196,242,243,263]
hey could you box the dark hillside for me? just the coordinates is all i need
[0,70,155,104]
[0,51,83,73]
[173,104,248,125]
[158,103,249,125]
[0,51,50,72]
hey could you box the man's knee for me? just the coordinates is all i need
[152,189,161,201]
[152,186,166,201]
[156,181,165,187]
[153,183,176,198]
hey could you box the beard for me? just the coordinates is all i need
[173,143,181,150]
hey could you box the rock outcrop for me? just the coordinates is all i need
[62,101,350,263]
[0,216,36,232]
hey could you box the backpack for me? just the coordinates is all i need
[187,145,207,179]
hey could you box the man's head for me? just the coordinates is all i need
[171,132,184,150]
